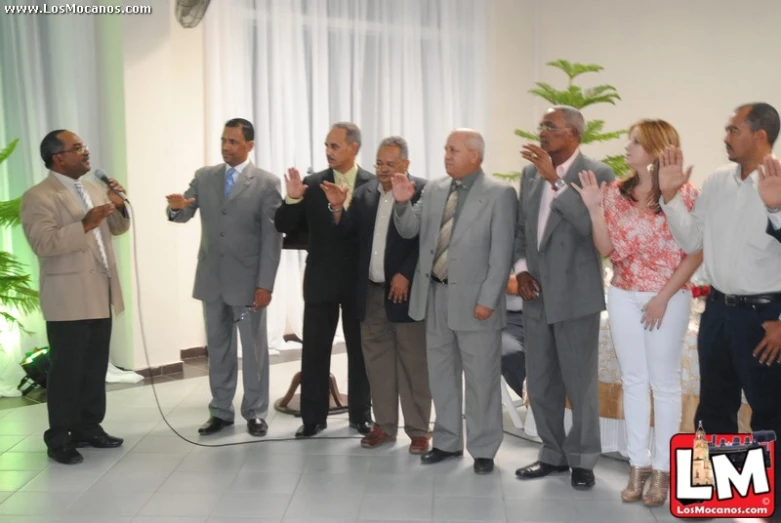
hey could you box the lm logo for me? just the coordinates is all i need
[670,423,776,519]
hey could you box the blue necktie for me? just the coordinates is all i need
[225,167,237,197]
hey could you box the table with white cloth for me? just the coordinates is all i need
[519,276,753,459]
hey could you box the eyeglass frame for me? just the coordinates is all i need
[373,161,402,170]
[54,143,89,156]
[536,123,573,134]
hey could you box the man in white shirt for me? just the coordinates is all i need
[659,102,781,508]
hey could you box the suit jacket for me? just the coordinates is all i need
[338,175,427,323]
[394,169,518,332]
[168,162,283,306]
[514,151,616,324]
[274,166,375,306]
[20,173,130,321]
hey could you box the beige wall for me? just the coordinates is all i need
[121,4,207,369]
[486,0,781,187]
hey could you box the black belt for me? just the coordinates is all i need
[368,280,384,287]
[709,289,781,308]
[431,275,448,284]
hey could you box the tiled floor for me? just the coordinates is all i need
[0,352,760,522]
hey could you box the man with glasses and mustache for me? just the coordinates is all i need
[20,130,130,465]
[513,106,615,490]
[321,136,432,453]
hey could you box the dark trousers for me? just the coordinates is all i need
[300,299,372,425]
[695,293,781,505]
[44,317,112,449]
[501,310,526,398]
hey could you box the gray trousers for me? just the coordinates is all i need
[203,298,269,422]
[524,312,601,469]
[360,283,431,438]
[426,282,503,459]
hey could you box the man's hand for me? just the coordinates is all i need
[753,320,781,365]
[521,144,558,184]
[105,178,127,208]
[474,305,493,321]
[758,155,781,209]
[658,145,693,204]
[253,288,272,310]
[388,274,410,303]
[321,181,349,209]
[391,173,415,204]
[166,193,196,210]
[515,271,541,301]
[506,274,518,295]
[284,167,307,200]
[82,203,115,232]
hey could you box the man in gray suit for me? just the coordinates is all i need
[166,118,283,437]
[513,106,615,489]
[392,129,517,475]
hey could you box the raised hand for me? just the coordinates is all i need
[166,193,196,210]
[82,203,115,232]
[391,173,415,204]
[521,144,557,183]
[658,145,693,203]
[758,155,781,209]
[320,181,349,209]
[572,170,607,211]
[284,167,307,199]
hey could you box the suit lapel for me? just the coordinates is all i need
[427,178,451,238]
[451,172,488,244]
[539,152,586,249]
[48,176,105,267]
[226,163,255,203]
[526,173,545,250]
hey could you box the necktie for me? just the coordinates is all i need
[75,181,110,271]
[431,182,460,281]
[225,167,237,197]
[336,172,353,209]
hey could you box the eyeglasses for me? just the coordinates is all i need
[234,306,255,324]
[536,124,567,133]
[54,144,89,155]
[373,161,400,170]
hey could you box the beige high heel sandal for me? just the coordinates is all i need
[643,469,670,507]
[621,465,652,502]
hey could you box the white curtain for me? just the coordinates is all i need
[0,3,131,395]
[203,0,489,351]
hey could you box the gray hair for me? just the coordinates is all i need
[454,128,485,160]
[377,136,408,159]
[550,105,585,139]
[331,121,362,150]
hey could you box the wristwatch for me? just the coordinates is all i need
[552,178,566,191]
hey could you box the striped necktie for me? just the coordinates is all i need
[225,167,237,197]
[431,181,461,281]
[74,181,110,271]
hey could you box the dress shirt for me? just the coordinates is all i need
[537,149,579,248]
[450,169,481,224]
[660,163,781,295]
[286,163,359,206]
[369,183,395,283]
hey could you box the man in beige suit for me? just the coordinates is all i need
[20,129,130,465]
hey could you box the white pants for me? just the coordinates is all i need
[607,286,691,471]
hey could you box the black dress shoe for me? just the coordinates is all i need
[571,467,595,490]
[474,458,494,475]
[420,447,463,465]
[296,423,327,438]
[48,446,83,465]
[198,416,234,435]
[515,461,569,479]
[247,418,268,437]
[71,433,124,449]
[349,420,372,435]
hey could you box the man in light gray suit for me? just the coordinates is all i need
[166,118,283,437]
[513,106,615,490]
[392,129,517,475]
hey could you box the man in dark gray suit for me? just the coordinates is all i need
[513,106,615,489]
[166,118,283,437]
[392,129,517,475]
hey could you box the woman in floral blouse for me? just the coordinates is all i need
[574,119,703,506]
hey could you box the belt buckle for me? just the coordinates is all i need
[724,294,740,307]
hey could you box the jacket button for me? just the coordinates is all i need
[222,210,227,215]
[424,273,429,278]
[430,250,434,254]
[220,232,225,237]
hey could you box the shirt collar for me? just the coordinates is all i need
[733,164,759,185]
[51,170,82,189]
[555,148,581,177]
[227,158,251,175]
[335,163,359,185]
[453,168,482,189]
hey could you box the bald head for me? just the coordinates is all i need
[444,129,483,178]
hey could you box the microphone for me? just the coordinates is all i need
[95,169,129,202]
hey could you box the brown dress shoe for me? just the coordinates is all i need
[409,436,430,455]
[360,426,395,448]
